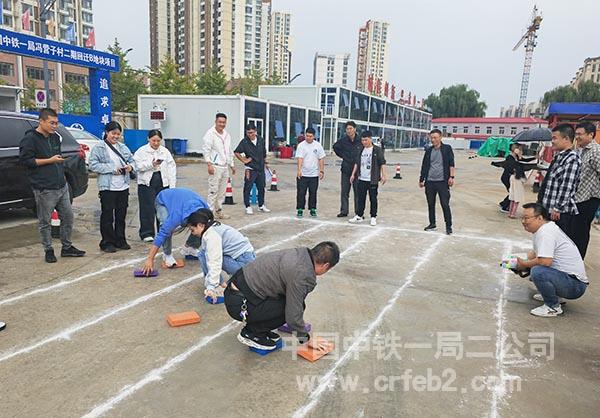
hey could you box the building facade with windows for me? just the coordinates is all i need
[150,0,273,79]
[571,56,600,87]
[0,0,93,110]
[258,84,432,151]
[431,117,547,140]
[313,53,349,86]
[500,101,545,118]
[268,10,290,83]
[355,20,389,92]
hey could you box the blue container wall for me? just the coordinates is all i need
[124,129,149,153]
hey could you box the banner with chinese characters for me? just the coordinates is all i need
[0,28,119,72]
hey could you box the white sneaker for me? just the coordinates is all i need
[245,206,254,215]
[142,236,154,243]
[532,293,566,304]
[370,217,377,226]
[163,254,177,267]
[530,303,563,317]
[259,205,271,213]
[180,246,198,257]
[348,215,363,224]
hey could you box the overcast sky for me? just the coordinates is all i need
[95,0,600,115]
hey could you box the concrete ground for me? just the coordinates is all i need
[0,150,598,418]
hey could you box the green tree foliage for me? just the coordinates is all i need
[62,82,90,114]
[542,80,600,105]
[106,39,147,112]
[149,56,197,94]
[196,63,228,95]
[424,84,487,118]
[21,79,38,111]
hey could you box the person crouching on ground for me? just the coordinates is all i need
[224,241,340,351]
[514,202,588,317]
[187,208,256,304]
[141,188,209,273]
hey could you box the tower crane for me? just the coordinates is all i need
[513,6,542,117]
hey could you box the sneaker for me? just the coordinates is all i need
[499,207,509,214]
[259,205,271,213]
[348,215,363,224]
[237,327,277,350]
[446,227,453,235]
[310,209,317,217]
[245,206,254,215]
[0,321,5,331]
[45,249,57,263]
[180,246,198,258]
[163,254,177,267]
[532,294,567,304]
[101,244,117,253]
[142,236,154,243]
[297,209,303,218]
[336,213,348,218]
[370,217,377,226]
[530,304,563,317]
[424,224,436,231]
[266,330,281,342]
[215,210,230,220]
[61,245,86,257]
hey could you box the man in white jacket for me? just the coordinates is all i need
[203,113,236,219]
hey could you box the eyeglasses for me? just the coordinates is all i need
[520,215,539,221]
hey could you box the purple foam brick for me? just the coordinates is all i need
[133,269,158,277]
[278,322,311,334]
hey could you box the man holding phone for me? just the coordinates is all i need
[19,108,86,263]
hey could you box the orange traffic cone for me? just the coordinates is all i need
[393,164,402,179]
[269,169,279,191]
[224,178,235,205]
[51,209,60,238]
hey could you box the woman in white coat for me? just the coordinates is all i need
[133,129,177,242]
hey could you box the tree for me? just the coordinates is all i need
[21,79,38,111]
[228,68,266,96]
[62,81,90,114]
[149,56,197,94]
[424,84,487,118]
[196,63,228,95]
[542,80,600,105]
[106,39,147,113]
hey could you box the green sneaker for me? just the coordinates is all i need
[297,209,303,218]
[310,209,317,217]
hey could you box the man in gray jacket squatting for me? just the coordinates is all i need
[224,241,340,351]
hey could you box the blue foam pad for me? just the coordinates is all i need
[205,295,225,304]
[249,338,284,356]
[185,254,198,260]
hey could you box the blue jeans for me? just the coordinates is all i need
[155,203,172,255]
[198,250,256,288]
[531,265,587,308]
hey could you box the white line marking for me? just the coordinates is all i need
[292,235,445,418]
[81,321,238,418]
[489,243,520,418]
[340,228,383,257]
[0,274,203,363]
[0,217,280,307]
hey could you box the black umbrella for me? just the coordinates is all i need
[512,127,551,142]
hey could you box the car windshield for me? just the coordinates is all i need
[68,129,100,141]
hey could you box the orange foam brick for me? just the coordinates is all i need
[166,311,201,327]
[297,338,335,362]
[161,259,185,269]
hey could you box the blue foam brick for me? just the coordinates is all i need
[249,338,284,356]
[205,295,225,304]
[185,255,198,260]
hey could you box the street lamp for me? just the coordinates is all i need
[275,43,292,84]
[288,73,301,84]
[39,0,57,107]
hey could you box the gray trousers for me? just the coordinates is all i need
[155,202,199,255]
[33,184,73,251]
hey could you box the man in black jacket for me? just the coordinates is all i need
[333,121,363,217]
[19,108,85,263]
[419,129,455,235]
[234,123,271,215]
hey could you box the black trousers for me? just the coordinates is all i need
[224,270,286,336]
[99,189,129,249]
[555,212,576,244]
[296,176,319,210]
[425,181,452,227]
[243,168,265,207]
[340,170,358,215]
[138,172,168,239]
[500,172,510,210]
[355,180,378,217]
[572,197,600,259]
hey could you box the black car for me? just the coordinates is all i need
[0,111,88,212]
